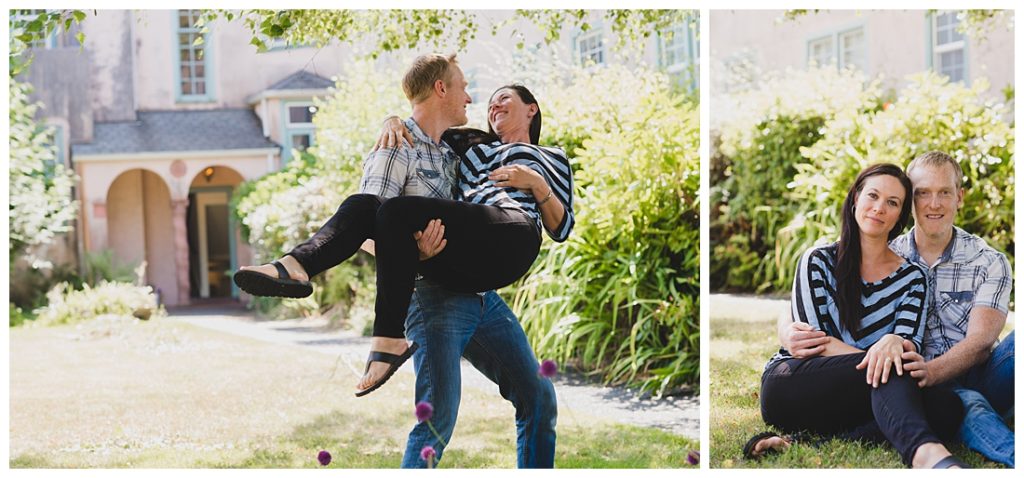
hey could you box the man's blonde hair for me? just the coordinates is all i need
[402,53,459,104]
[906,151,964,188]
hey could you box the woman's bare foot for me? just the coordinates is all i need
[356,337,413,392]
[749,435,791,458]
[239,255,309,282]
[912,443,961,468]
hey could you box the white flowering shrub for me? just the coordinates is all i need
[33,281,162,326]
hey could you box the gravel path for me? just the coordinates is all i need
[168,305,699,440]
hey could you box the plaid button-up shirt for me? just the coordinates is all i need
[890,227,1012,360]
[359,118,459,200]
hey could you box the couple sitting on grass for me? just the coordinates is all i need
[745,153,1014,469]
[234,53,574,468]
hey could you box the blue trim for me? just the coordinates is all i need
[189,185,237,298]
[280,100,316,165]
[173,10,216,103]
[925,12,934,69]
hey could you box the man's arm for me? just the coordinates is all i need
[359,144,414,199]
[777,310,830,358]
[906,306,1005,386]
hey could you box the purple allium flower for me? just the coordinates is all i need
[317,450,332,466]
[420,445,437,462]
[415,401,434,422]
[686,450,699,465]
[539,359,558,378]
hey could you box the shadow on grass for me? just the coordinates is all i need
[711,317,1004,469]
[190,407,698,468]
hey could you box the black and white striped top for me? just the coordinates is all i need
[766,243,928,370]
[459,141,575,242]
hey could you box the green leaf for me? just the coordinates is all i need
[72,10,86,22]
[75,32,85,46]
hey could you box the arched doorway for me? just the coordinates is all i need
[106,169,175,303]
[187,165,245,299]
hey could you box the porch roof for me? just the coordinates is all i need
[72,109,279,157]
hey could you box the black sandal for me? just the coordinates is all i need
[743,431,798,460]
[354,342,420,397]
[932,455,970,469]
[233,260,313,298]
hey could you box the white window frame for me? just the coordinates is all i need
[806,26,865,72]
[658,20,698,91]
[575,28,605,67]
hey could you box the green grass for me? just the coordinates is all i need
[710,314,1006,469]
[10,316,697,468]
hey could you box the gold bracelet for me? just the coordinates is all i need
[537,188,554,206]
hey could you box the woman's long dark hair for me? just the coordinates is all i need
[442,84,542,155]
[834,163,914,333]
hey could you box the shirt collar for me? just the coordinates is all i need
[900,226,978,266]
[404,117,452,153]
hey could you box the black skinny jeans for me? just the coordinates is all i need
[286,194,540,339]
[761,352,964,466]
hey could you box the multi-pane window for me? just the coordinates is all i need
[808,36,834,66]
[933,11,966,82]
[807,27,865,72]
[11,10,57,49]
[658,19,699,91]
[839,28,866,71]
[283,102,317,163]
[575,29,605,66]
[176,9,209,99]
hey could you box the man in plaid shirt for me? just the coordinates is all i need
[360,53,557,468]
[889,151,1013,467]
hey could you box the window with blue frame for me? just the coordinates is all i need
[658,18,699,91]
[175,9,212,101]
[931,11,966,83]
[575,27,605,67]
[283,101,317,163]
[807,26,865,72]
[12,10,58,49]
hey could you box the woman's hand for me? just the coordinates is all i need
[373,116,413,151]
[488,165,545,193]
[856,334,905,388]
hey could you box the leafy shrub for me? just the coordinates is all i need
[32,281,163,327]
[503,60,700,395]
[712,67,1014,294]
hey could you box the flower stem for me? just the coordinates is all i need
[427,420,448,448]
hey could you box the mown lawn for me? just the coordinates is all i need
[10,316,696,468]
[710,303,1007,469]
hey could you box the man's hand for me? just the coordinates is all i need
[414,219,446,261]
[900,339,929,388]
[856,334,904,388]
[781,321,829,359]
[373,116,413,151]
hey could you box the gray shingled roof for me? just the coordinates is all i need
[267,70,333,91]
[73,109,279,156]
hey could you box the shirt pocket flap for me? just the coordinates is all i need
[416,168,440,179]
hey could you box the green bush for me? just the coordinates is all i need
[713,67,1014,294]
[32,281,163,327]
[505,61,699,395]
[233,53,700,393]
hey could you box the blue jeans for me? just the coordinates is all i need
[399,279,557,468]
[955,331,1014,467]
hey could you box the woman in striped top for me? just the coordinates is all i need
[234,85,574,396]
[745,164,967,468]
